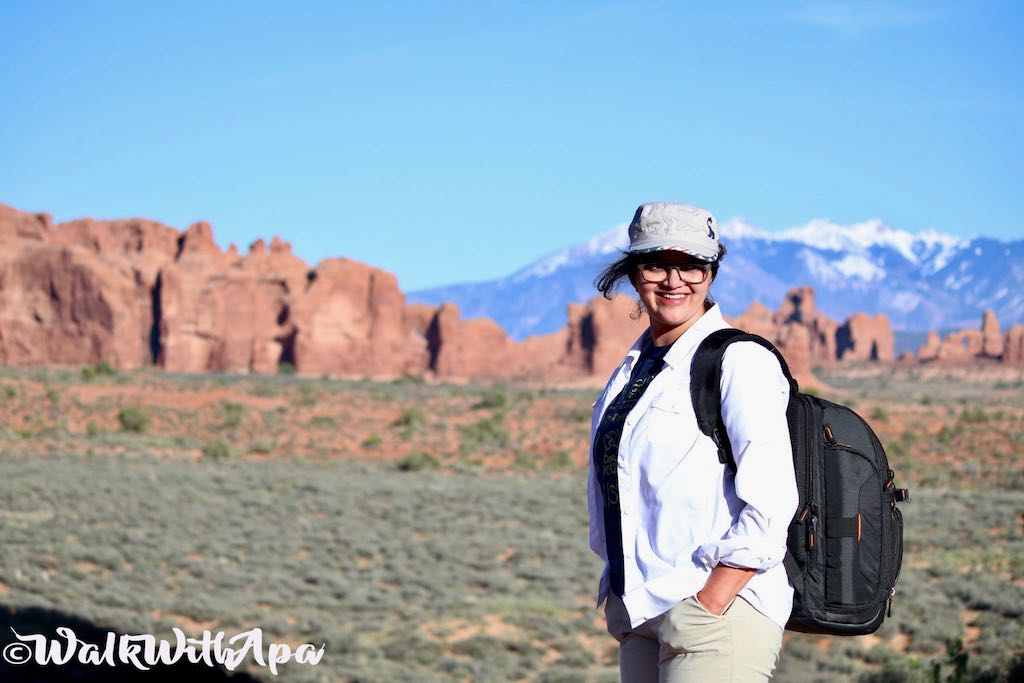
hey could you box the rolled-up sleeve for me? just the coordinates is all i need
[697,342,798,571]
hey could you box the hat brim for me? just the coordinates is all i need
[628,240,718,262]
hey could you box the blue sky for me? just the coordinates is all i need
[3,1,1022,290]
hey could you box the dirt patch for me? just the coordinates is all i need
[419,613,524,644]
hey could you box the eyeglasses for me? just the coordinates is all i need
[636,261,710,285]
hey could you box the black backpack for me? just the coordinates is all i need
[690,329,910,635]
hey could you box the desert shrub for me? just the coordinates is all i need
[936,425,959,445]
[86,422,99,437]
[45,387,59,403]
[392,374,426,386]
[392,408,427,438]
[278,361,296,375]
[395,451,439,472]
[549,450,574,469]
[117,406,150,433]
[959,407,989,424]
[202,439,230,459]
[250,381,279,398]
[309,415,336,429]
[901,430,919,444]
[247,438,275,454]
[514,450,537,469]
[95,360,116,376]
[473,386,508,410]
[298,383,319,406]
[220,401,245,428]
[2,385,15,399]
[460,413,510,451]
[362,434,383,450]
[81,361,117,382]
[559,405,593,423]
[871,406,890,422]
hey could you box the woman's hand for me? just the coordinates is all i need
[696,589,731,616]
[698,565,758,615]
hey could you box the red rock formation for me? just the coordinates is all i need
[776,323,812,379]
[731,301,777,340]
[836,313,895,362]
[289,258,425,378]
[778,286,816,325]
[981,310,1003,358]
[937,330,983,362]
[0,243,148,368]
[0,204,53,242]
[919,311,1016,364]
[2,202,948,385]
[731,288,838,368]
[1001,325,1024,366]
[573,295,647,379]
[918,331,941,361]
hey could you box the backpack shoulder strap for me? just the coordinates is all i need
[690,328,799,472]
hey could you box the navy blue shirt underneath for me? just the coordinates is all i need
[593,334,672,597]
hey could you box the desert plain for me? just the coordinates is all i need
[0,360,1022,682]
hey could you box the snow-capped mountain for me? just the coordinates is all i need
[408,218,1024,343]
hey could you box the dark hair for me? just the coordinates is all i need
[593,243,728,299]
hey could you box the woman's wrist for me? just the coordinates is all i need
[699,564,757,615]
[696,588,732,616]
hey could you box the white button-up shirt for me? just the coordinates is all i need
[588,303,799,629]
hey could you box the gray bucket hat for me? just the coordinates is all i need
[627,202,720,262]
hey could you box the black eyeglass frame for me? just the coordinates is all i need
[635,261,711,285]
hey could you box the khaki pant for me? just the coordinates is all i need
[604,593,783,682]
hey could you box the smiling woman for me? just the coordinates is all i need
[587,202,798,682]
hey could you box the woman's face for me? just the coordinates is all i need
[630,251,713,345]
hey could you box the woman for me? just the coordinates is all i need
[588,202,798,682]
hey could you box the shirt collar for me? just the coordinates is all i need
[619,302,727,374]
[662,302,726,369]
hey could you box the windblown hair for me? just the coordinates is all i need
[593,243,728,299]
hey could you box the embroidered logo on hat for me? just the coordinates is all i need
[707,217,715,239]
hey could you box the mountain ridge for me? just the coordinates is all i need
[409,218,1024,346]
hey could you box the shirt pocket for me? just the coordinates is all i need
[644,389,700,448]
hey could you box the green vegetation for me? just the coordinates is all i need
[247,438,275,455]
[201,438,230,459]
[220,401,245,429]
[871,405,890,422]
[0,452,1019,681]
[459,412,510,452]
[472,386,508,410]
[958,407,989,424]
[309,415,336,429]
[395,451,439,471]
[81,361,117,382]
[297,383,319,406]
[0,365,1020,680]
[393,407,426,429]
[117,406,151,433]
